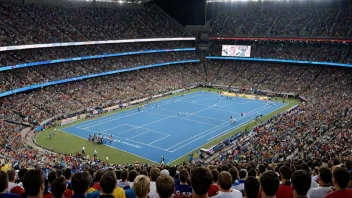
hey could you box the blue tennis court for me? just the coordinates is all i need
[62,91,286,163]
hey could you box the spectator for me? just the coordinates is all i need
[90,171,125,198]
[175,170,192,197]
[160,170,169,176]
[326,167,352,198]
[191,167,212,198]
[213,172,242,198]
[349,171,352,189]
[43,172,57,198]
[276,166,293,198]
[156,175,174,198]
[232,169,246,192]
[243,177,259,198]
[71,172,91,198]
[132,175,149,198]
[148,169,160,198]
[17,169,28,189]
[307,167,333,198]
[259,171,280,198]
[0,170,19,198]
[228,169,238,189]
[93,170,105,191]
[99,174,116,198]
[247,170,256,178]
[169,167,179,187]
[6,169,16,193]
[64,169,72,190]
[291,170,311,198]
[345,160,352,173]
[118,170,130,190]
[51,177,67,198]
[128,171,137,189]
[258,165,266,180]
[208,170,219,197]
[23,169,45,198]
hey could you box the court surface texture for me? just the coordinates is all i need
[62,91,286,163]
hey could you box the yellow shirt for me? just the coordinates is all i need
[88,187,97,193]
[113,187,126,198]
[1,163,11,171]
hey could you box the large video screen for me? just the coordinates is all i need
[221,45,251,57]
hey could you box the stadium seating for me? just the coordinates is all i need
[211,8,352,38]
[0,3,191,46]
[0,3,351,198]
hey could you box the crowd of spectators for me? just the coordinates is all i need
[207,60,351,165]
[0,3,351,198]
[0,41,195,67]
[0,156,351,198]
[0,50,198,93]
[0,3,191,46]
[0,63,205,123]
[211,8,352,38]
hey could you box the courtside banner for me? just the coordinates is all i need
[61,116,78,125]
[221,45,251,57]
[0,37,196,52]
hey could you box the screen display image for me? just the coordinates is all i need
[222,45,251,57]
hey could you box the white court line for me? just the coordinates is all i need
[57,129,159,164]
[166,103,288,164]
[125,124,170,136]
[165,121,230,151]
[81,128,169,151]
[127,131,152,140]
[189,95,218,103]
[105,115,175,135]
[184,103,218,118]
[98,131,169,152]
[157,107,224,122]
[67,93,205,129]
[148,135,171,145]
[168,103,273,152]
[207,103,288,141]
[142,109,218,126]
[99,124,128,133]
[79,93,204,129]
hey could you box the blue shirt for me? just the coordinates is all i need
[88,191,100,198]
[175,184,192,197]
[125,188,136,198]
[0,193,19,198]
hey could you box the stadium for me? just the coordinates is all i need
[0,0,351,198]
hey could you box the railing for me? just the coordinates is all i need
[206,56,352,68]
[0,48,196,72]
[0,60,201,98]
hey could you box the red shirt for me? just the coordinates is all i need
[276,183,293,198]
[43,193,53,198]
[64,188,73,198]
[325,189,352,198]
[93,182,100,191]
[208,184,219,197]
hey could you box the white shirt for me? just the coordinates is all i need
[148,181,158,198]
[94,150,97,154]
[211,190,242,198]
[310,176,319,189]
[7,182,17,193]
[82,147,85,150]
[307,186,333,198]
